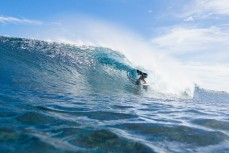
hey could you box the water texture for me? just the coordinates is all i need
[0,37,229,153]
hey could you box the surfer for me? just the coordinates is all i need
[136,69,147,84]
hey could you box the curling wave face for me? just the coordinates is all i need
[0,36,141,96]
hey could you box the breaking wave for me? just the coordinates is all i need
[0,36,194,98]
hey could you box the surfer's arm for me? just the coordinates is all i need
[142,79,147,84]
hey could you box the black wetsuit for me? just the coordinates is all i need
[136,70,148,84]
[137,70,148,79]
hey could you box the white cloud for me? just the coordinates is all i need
[0,16,42,25]
[184,16,194,22]
[182,0,229,19]
[151,26,229,64]
[196,0,229,15]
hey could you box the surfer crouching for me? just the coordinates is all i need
[136,70,147,84]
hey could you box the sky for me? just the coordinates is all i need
[1,0,229,92]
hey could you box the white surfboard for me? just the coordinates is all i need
[137,80,149,89]
[142,83,149,89]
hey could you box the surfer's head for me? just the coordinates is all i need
[137,69,141,75]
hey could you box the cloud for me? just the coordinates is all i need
[184,16,194,22]
[182,0,229,19]
[150,26,229,64]
[0,16,43,25]
[195,0,229,15]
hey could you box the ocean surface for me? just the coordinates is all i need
[0,36,229,153]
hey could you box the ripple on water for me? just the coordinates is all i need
[184,109,212,115]
[0,128,69,153]
[82,111,138,121]
[115,123,229,146]
[112,105,134,109]
[192,118,229,131]
[0,128,20,143]
[17,112,59,125]
[70,129,155,153]
[36,106,138,121]
[16,111,81,128]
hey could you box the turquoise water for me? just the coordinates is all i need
[0,37,229,153]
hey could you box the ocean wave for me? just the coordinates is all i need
[0,36,194,98]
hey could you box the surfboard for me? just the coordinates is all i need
[142,83,149,89]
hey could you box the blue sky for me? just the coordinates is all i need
[1,0,229,92]
[0,0,176,36]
